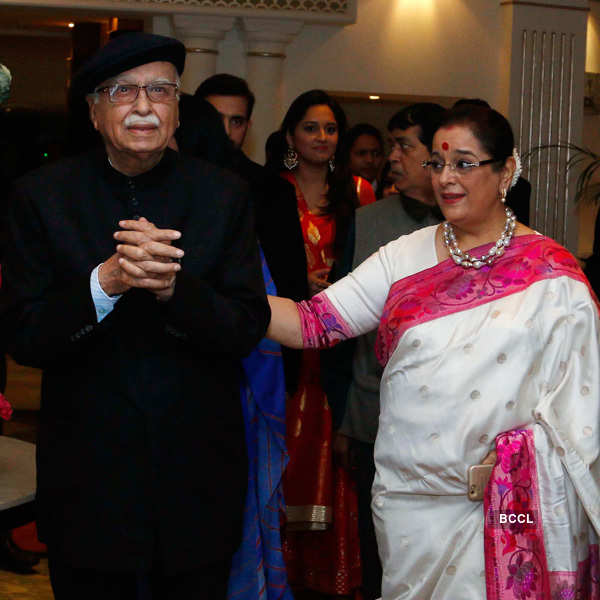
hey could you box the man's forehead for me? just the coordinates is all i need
[354,134,381,149]
[205,94,249,117]
[99,61,177,86]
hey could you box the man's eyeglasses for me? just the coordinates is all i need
[95,82,179,104]
[421,158,500,175]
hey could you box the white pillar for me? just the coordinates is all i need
[173,15,235,95]
[242,18,303,164]
[149,15,174,38]
[500,0,589,251]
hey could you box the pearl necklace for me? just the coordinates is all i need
[443,207,516,269]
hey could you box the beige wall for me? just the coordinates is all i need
[0,32,70,111]
[581,2,600,256]
[587,1,600,73]
[281,0,504,111]
[215,0,504,157]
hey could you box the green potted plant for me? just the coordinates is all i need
[524,142,600,293]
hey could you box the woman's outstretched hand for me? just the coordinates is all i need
[266,295,304,349]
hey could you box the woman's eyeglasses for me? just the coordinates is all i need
[421,158,500,175]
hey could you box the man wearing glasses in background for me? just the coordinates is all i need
[323,103,445,600]
[0,33,269,599]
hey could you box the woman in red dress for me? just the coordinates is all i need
[270,90,374,597]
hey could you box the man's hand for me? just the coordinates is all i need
[98,252,131,297]
[109,217,184,302]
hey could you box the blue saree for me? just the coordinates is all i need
[228,251,293,600]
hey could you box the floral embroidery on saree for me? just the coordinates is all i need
[484,430,600,600]
[484,430,550,599]
[297,293,354,349]
[375,235,594,368]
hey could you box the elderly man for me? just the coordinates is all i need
[0,33,269,599]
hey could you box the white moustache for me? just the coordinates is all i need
[124,114,160,128]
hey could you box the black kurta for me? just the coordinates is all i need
[0,147,270,573]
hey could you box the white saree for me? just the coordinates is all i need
[298,226,600,599]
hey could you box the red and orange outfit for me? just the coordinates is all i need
[280,172,373,596]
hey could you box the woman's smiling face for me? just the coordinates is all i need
[287,104,338,167]
[431,124,507,229]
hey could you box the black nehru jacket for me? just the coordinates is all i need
[0,148,270,573]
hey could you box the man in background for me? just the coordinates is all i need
[196,73,253,150]
[344,123,384,193]
[323,103,445,600]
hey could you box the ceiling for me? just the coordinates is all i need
[0,6,120,33]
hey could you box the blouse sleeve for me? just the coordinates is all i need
[297,241,396,348]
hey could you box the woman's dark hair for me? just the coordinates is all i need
[433,105,514,172]
[265,130,288,167]
[269,89,358,260]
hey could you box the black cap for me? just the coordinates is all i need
[72,32,185,99]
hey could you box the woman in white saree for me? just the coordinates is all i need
[268,105,600,599]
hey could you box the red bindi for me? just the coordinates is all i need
[442,142,449,151]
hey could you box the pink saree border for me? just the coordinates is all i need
[297,292,354,349]
[484,429,550,600]
[375,235,596,368]
[484,430,600,600]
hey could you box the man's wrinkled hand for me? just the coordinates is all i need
[110,217,185,301]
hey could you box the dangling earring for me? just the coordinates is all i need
[500,188,507,203]
[284,147,298,171]
[328,156,336,173]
